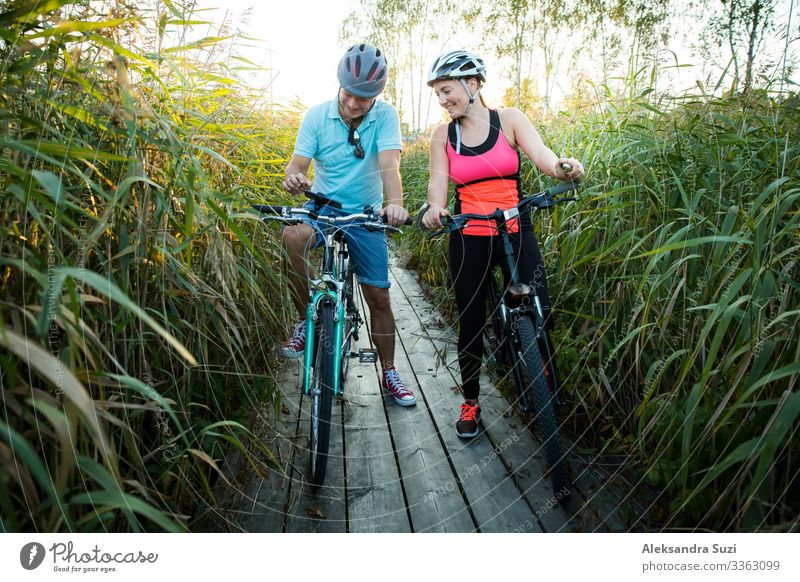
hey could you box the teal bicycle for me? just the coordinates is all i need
[254,192,403,485]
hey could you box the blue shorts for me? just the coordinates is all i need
[295,201,390,289]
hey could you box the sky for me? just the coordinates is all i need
[191,0,506,119]
[193,0,366,107]
[190,0,799,124]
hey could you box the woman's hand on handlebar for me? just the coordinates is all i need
[420,202,450,230]
[555,158,584,181]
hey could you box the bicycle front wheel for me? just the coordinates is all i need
[309,300,336,486]
[516,316,569,497]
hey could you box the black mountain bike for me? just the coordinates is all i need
[417,179,579,496]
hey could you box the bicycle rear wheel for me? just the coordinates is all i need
[516,316,569,496]
[309,300,335,485]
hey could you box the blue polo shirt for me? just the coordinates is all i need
[294,98,402,214]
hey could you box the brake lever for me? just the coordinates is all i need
[426,215,462,239]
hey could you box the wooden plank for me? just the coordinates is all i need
[565,454,629,532]
[392,262,570,531]
[380,301,476,533]
[239,359,302,532]
[283,392,347,533]
[340,288,411,533]
[473,377,577,532]
[389,258,636,532]
[412,370,542,532]
[390,262,551,532]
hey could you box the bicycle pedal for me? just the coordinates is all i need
[357,348,378,363]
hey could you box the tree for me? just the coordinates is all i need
[341,0,465,133]
[707,0,779,91]
[501,77,546,119]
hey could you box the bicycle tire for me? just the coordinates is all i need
[516,316,569,496]
[309,300,335,485]
[538,327,562,405]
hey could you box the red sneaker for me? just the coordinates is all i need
[281,320,305,359]
[456,400,481,438]
[382,367,416,406]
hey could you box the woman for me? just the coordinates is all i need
[420,50,584,438]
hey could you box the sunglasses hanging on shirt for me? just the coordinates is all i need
[348,124,365,159]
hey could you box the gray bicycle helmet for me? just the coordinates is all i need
[426,50,486,86]
[337,43,388,98]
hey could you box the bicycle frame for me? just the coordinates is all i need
[303,227,350,397]
[254,193,402,485]
[254,193,400,398]
[418,180,578,407]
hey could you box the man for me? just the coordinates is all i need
[281,43,415,406]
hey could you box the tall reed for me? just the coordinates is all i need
[400,83,799,531]
[0,0,296,531]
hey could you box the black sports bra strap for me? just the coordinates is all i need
[488,108,500,131]
[447,109,500,156]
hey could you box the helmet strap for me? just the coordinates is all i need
[454,79,480,154]
[337,87,376,124]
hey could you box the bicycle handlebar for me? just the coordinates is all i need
[415,179,580,235]
[252,201,411,233]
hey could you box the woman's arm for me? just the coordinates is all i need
[422,123,451,229]
[505,108,583,180]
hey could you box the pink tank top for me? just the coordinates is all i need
[446,109,522,235]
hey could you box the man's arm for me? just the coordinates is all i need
[378,149,408,226]
[283,154,313,194]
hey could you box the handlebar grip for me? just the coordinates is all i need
[252,204,286,215]
[548,181,580,197]
[415,203,430,229]
[379,214,413,226]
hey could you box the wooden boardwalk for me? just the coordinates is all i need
[218,256,634,532]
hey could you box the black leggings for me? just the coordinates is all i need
[448,229,552,401]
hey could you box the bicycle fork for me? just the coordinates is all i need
[303,287,345,397]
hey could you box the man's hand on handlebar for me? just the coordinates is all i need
[283,172,312,194]
[378,203,410,227]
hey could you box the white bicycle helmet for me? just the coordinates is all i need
[427,50,487,154]
[426,50,486,86]
[337,43,388,98]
